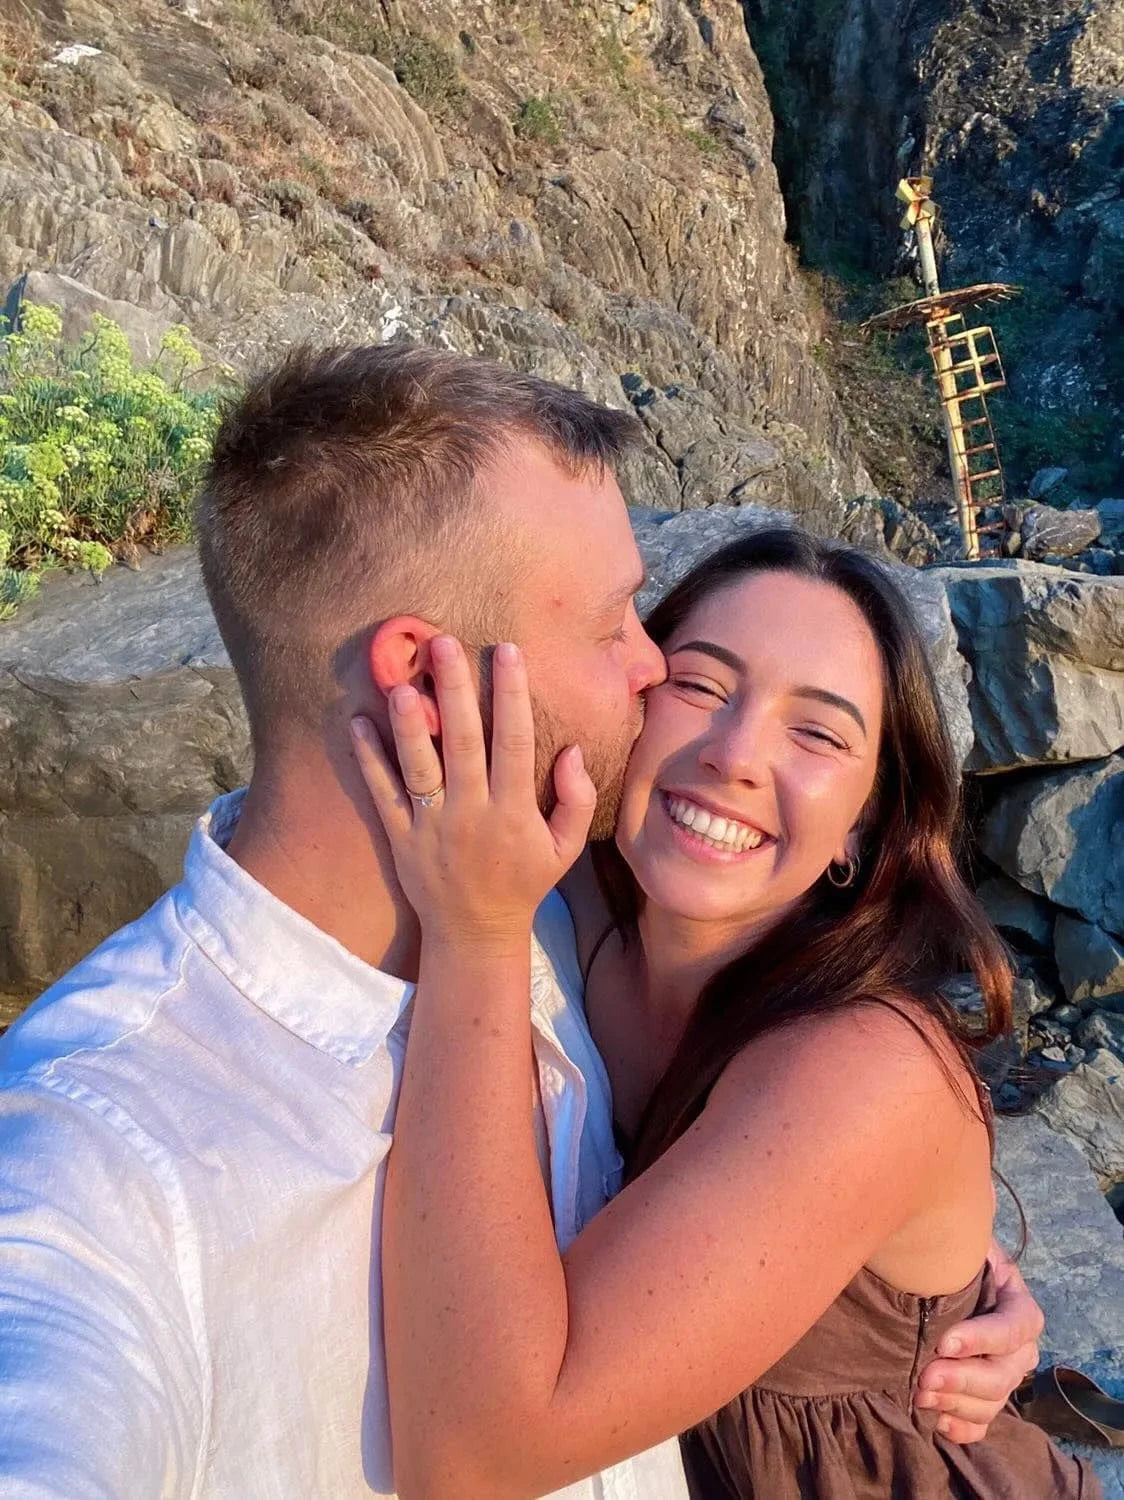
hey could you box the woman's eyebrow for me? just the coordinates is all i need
[792,686,867,736]
[671,639,745,674]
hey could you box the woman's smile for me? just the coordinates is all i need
[659,792,776,861]
[615,570,884,928]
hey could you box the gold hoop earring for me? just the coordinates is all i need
[827,856,859,889]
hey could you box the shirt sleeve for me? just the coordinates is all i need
[0,1078,206,1499]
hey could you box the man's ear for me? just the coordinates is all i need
[368,616,442,736]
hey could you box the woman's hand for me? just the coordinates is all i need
[350,635,597,948]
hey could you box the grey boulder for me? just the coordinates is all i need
[993,1111,1124,1500]
[976,871,1055,950]
[0,548,248,1004]
[1055,914,1124,1011]
[1020,503,1102,561]
[1096,499,1124,551]
[932,562,1124,771]
[1034,1049,1124,1191]
[980,756,1124,939]
[1027,467,1069,500]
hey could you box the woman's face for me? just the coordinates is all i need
[615,570,885,929]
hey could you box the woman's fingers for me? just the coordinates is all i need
[388,686,446,807]
[549,744,598,863]
[489,643,537,805]
[349,715,414,833]
[430,636,488,802]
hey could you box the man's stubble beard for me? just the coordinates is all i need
[530,690,644,843]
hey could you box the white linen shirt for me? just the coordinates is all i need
[0,791,688,1500]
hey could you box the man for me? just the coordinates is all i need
[0,345,1039,1496]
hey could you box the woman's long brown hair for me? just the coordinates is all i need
[593,527,1013,1181]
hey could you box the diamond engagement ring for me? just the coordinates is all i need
[409,785,445,808]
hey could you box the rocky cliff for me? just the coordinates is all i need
[0,0,883,531]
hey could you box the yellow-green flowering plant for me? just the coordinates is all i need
[0,303,230,619]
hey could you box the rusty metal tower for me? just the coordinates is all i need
[862,177,1019,560]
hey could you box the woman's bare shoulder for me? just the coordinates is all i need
[708,993,986,1144]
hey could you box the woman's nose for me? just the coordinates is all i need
[699,715,770,786]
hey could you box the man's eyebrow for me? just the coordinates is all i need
[605,570,648,611]
[670,640,868,735]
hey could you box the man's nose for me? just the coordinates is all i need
[629,621,667,693]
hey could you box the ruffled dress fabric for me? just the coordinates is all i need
[680,1263,1101,1499]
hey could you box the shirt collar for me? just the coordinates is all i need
[174,790,415,1066]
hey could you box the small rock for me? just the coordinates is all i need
[1051,1003,1083,1027]
[995,1081,1022,1110]
[1015,954,1063,1019]
[1028,465,1069,499]
[51,43,102,66]
[1039,1043,1069,1062]
[1076,1009,1124,1054]
[1020,503,1102,560]
[1065,1043,1085,1065]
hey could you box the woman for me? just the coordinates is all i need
[352,528,1098,1499]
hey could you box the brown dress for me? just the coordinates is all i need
[680,1262,1101,1499]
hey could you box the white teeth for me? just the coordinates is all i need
[664,795,768,853]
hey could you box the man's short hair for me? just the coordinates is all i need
[196,343,639,752]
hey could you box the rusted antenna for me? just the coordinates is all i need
[862,177,1019,560]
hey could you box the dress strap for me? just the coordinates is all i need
[581,923,618,989]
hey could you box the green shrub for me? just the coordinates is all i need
[392,34,464,116]
[514,95,561,146]
[263,176,317,214]
[0,304,228,619]
[684,126,722,160]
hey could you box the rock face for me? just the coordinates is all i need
[0,0,870,525]
[1035,1049,1124,1191]
[935,563,1124,771]
[981,756,1124,939]
[994,1113,1124,1499]
[0,549,247,1006]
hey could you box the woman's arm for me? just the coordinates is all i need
[353,640,988,1500]
[392,971,976,1497]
